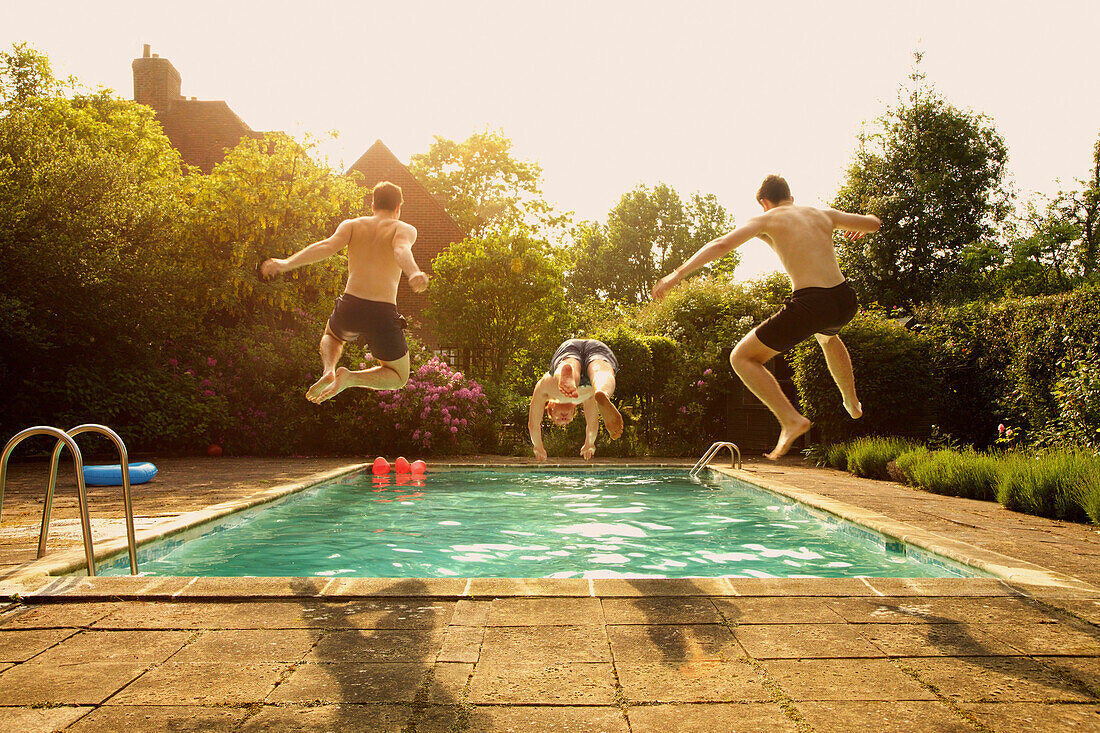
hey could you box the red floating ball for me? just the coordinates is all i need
[410,459,427,474]
[395,456,411,474]
[207,444,223,458]
[371,456,391,475]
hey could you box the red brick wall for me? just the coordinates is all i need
[347,141,466,347]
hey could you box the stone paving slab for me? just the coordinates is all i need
[266,662,429,704]
[626,702,799,732]
[859,621,1022,657]
[0,601,121,628]
[236,704,415,732]
[34,629,191,666]
[109,661,288,705]
[607,623,741,662]
[1035,655,1100,695]
[985,619,1100,656]
[305,628,445,664]
[962,702,1100,732]
[65,704,250,732]
[479,624,611,664]
[616,660,771,703]
[466,705,629,733]
[600,597,723,624]
[735,623,885,659]
[0,706,96,733]
[426,661,473,704]
[0,627,75,662]
[467,661,617,705]
[793,700,980,732]
[167,628,318,664]
[437,624,484,663]
[485,597,605,626]
[0,659,150,705]
[713,596,848,624]
[761,658,937,701]
[901,656,1097,702]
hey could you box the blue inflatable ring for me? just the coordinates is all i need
[82,462,158,486]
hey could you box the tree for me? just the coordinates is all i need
[0,44,202,436]
[187,132,365,328]
[408,129,570,239]
[568,183,737,304]
[426,231,570,388]
[834,56,1010,307]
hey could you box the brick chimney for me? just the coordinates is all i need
[132,44,182,111]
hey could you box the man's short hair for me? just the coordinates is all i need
[756,175,791,204]
[372,181,403,211]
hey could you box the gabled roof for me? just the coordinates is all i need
[346,140,465,237]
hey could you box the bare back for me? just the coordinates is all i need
[343,215,416,304]
[755,205,845,291]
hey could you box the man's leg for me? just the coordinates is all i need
[314,353,411,403]
[588,361,624,440]
[555,356,582,399]
[815,333,862,418]
[730,330,811,459]
[306,327,345,402]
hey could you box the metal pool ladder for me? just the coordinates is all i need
[689,441,742,477]
[0,424,140,576]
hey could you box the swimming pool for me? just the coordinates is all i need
[97,468,985,579]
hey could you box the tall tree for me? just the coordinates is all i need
[408,129,570,239]
[0,44,200,433]
[426,231,570,389]
[834,56,1010,307]
[569,183,737,304]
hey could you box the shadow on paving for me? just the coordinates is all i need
[266,577,460,731]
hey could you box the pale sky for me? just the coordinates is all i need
[4,0,1098,277]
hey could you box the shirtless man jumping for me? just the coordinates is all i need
[528,339,625,462]
[652,175,880,459]
[260,181,428,403]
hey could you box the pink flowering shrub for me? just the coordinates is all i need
[376,357,489,454]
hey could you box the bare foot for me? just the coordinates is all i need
[595,391,624,439]
[844,400,863,419]
[557,362,579,398]
[306,371,336,402]
[314,367,352,403]
[765,416,812,460]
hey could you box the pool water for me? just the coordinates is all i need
[100,469,981,579]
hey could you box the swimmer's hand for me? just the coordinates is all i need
[408,271,429,293]
[651,272,678,301]
[581,443,595,461]
[260,258,287,279]
[534,445,547,462]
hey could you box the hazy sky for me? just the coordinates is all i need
[4,0,1098,277]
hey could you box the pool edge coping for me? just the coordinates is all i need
[2,462,1096,600]
[717,466,1096,593]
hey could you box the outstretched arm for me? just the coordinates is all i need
[392,224,429,293]
[261,220,353,277]
[826,209,881,241]
[527,378,550,462]
[651,217,765,300]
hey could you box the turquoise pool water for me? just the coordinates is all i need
[99,468,982,579]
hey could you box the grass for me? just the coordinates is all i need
[844,436,919,480]
[813,439,1100,525]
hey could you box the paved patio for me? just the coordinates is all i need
[1,456,1098,732]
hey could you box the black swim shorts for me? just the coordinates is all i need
[754,280,858,354]
[326,293,409,362]
[549,339,620,387]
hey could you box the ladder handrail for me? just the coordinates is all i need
[690,441,742,476]
[44,425,138,575]
[1,426,98,575]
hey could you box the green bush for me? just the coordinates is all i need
[893,446,931,484]
[845,436,918,480]
[789,313,939,443]
[996,451,1098,522]
[904,448,1000,500]
[1079,467,1100,524]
